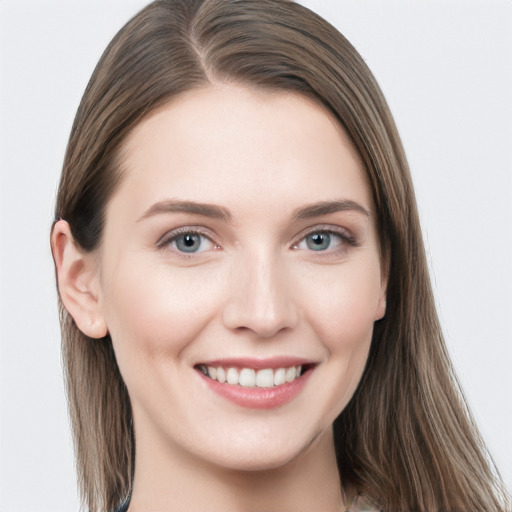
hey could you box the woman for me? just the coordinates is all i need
[50,0,510,511]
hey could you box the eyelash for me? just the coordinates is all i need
[156,227,219,255]
[156,225,358,256]
[292,226,358,253]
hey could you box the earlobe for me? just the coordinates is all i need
[51,220,108,339]
[375,289,387,321]
[375,258,389,321]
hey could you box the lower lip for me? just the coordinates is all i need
[197,369,313,409]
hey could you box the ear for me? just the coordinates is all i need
[375,254,389,321]
[51,220,108,339]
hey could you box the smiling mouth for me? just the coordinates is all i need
[195,364,314,388]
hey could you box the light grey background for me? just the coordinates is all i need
[1,1,510,510]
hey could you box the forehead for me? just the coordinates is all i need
[111,83,371,219]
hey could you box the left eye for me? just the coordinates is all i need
[169,233,216,253]
[295,232,343,252]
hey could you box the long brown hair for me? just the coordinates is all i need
[52,1,510,510]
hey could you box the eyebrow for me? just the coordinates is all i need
[138,198,370,223]
[292,200,371,221]
[138,199,232,222]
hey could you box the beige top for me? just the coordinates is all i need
[346,492,383,512]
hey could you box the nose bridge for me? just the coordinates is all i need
[222,245,298,338]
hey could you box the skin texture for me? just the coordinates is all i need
[52,84,387,511]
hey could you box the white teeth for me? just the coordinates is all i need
[239,368,256,387]
[273,368,286,386]
[285,366,297,382]
[216,367,226,383]
[201,365,304,387]
[256,368,274,388]
[226,367,239,385]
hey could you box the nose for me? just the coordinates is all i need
[222,250,299,338]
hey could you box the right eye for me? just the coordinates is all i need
[159,230,218,254]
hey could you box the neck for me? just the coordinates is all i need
[128,427,347,512]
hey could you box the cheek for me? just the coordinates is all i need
[300,257,383,349]
[290,258,382,427]
[101,256,224,364]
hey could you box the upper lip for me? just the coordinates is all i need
[195,356,317,370]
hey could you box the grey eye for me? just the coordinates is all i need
[294,231,345,253]
[175,234,202,252]
[305,233,332,251]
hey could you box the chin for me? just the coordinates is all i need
[196,427,326,474]
[210,451,303,473]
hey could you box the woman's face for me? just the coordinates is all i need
[96,84,386,471]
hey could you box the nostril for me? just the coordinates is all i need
[221,264,299,337]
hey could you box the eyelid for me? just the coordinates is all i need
[156,226,220,251]
[155,223,359,254]
[291,224,357,249]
